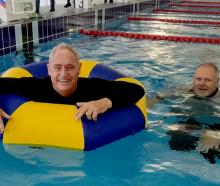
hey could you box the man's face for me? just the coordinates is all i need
[193,66,219,97]
[48,48,81,97]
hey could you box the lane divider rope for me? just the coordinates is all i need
[180,1,220,4]
[170,4,220,8]
[153,9,220,15]
[79,29,220,45]
[128,16,220,25]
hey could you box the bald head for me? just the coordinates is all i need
[193,63,219,97]
[49,43,80,64]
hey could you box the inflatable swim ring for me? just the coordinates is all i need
[0,60,147,151]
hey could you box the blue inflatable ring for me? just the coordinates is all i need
[0,60,147,151]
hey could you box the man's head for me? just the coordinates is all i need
[193,63,219,97]
[48,43,81,97]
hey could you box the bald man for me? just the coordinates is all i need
[192,62,219,98]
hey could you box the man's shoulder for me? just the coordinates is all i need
[212,88,220,99]
[78,77,107,82]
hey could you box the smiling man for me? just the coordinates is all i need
[192,63,219,98]
[167,63,220,161]
[47,43,81,97]
[0,43,145,133]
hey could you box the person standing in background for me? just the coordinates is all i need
[64,0,75,8]
[36,0,55,14]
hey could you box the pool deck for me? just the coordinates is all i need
[0,2,127,27]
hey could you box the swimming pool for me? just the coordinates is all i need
[1,10,220,186]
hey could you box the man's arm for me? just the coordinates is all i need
[0,78,23,133]
[0,109,11,133]
[75,79,145,121]
[103,80,145,107]
[0,77,40,94]
[75,98,112,121]
[0,77,43,133]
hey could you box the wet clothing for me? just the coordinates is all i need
[188,87,220,99]
[210,88,220,99]
[0,77,144,108]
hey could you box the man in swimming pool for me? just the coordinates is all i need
[191,62,219,98]
[148,62,220,108]
[167,62,220,160]
[0,43,145,133]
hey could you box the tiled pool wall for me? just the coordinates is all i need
[0,0,170,57]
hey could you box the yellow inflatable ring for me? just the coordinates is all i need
[0,60,147,150]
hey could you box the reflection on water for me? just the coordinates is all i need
[3,145,84,167]
[1,145,85,185]
[119,18,220,38]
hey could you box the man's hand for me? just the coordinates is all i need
[75,98,112,121]
[196,130,220,153]
[0,108,11,133]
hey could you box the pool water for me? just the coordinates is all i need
[0,12,220,186]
